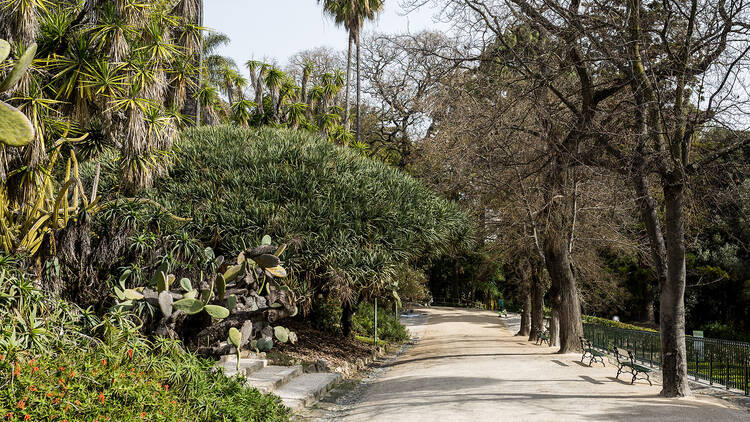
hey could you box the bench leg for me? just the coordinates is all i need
[631,372,637,385]
[616,366,622,380]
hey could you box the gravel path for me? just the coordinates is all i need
[328,306,747,422]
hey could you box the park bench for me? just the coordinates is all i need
[578,336,606,367]
[535,329,550,346]
[613,346,652,385]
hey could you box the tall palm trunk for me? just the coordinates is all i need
[355,30,361,143]
[196,0,203,125]
[344,33,353,131]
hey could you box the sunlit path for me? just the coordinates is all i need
[333,307,746,422]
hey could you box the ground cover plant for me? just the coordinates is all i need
[0,269,290,422]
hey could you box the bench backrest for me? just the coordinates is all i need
[612,346,630,364]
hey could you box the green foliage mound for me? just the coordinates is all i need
[153,125,472,298]
[0,269,290,421]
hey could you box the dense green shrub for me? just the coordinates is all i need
[308,297,343,335]
[582,315,657,332]
[0,269,289,421]
[353,302,409,343]
[150,126,473,302]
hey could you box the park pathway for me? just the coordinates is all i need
[331,307,747,421]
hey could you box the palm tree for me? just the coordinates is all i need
[318,0,384,142]
[264,67,285,123]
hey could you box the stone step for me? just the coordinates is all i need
[275,372,342,410]
[244,365,303,393]
[218,356,267,377]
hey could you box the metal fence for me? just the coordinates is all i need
[583,323,750,395]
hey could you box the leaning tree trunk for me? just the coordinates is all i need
[544,231,583,353]
[660,175,691,397]
[344,33,353,130]
[516,285,531,337]
[529,268,545,341]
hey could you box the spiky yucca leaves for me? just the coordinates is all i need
[2,0,198,197]
[150,126,474,306]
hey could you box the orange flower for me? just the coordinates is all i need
[28,359,36,366]
[24,414,31,421]
[32,366,39,373]
[101,359,107,366]
[5,412,13,420]
[0,354,4,361]
[74,400,81,406]
[140,412,146,419]
[14,363,21,376]
[98,392,105,403]
[127,349,134,358]
[17,400,26,410]
[68,370,76,377]
[163,384,169,391]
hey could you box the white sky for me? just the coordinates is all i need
[204,0,446,69]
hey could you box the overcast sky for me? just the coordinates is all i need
[204,0,445,69]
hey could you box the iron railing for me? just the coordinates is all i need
[583,323,750,395]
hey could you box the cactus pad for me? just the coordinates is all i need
[173,298,205,314]
[252,254,280,268]
[0,43,36,92]
[204,304,230,319]
[0,102,34,147]
[0,39,9,63]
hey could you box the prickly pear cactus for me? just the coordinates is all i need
[0,39,36,147]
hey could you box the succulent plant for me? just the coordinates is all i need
[0,40,36,147]
[257,338,273,352]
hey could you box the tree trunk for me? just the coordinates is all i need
[660,177,690,397]
[344,33,353,131]
[550,308,560,347]
[355,31,361,143]
[341,301,355,338]
[195,0,203,125]
[516,285,531,337]
[544,232,583,353]
[528,268,545,341]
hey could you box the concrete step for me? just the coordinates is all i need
[275,372,342,410]
[218,355,267,377]
[244,365,303,393]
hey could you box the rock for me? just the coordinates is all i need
[261,325,274,342]
[315,359,331,372]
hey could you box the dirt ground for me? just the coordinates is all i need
[326,306,749,422]
[271,319,377,372]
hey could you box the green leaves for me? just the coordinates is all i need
[152,126,472,303]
